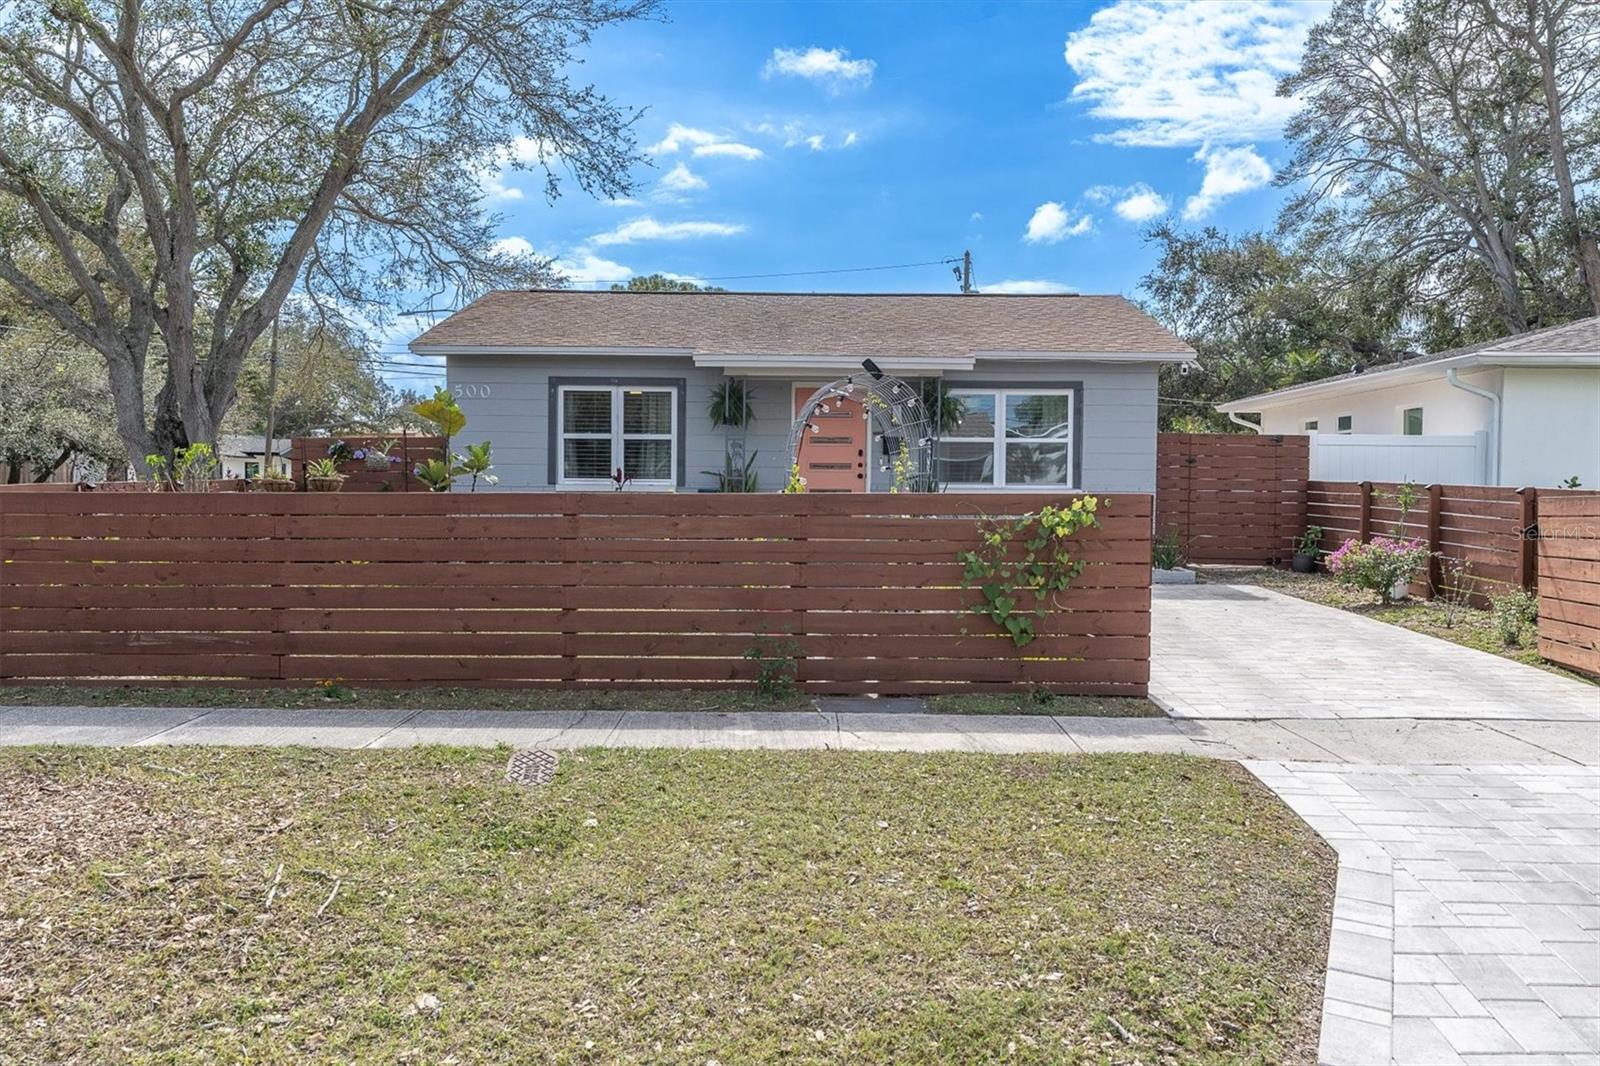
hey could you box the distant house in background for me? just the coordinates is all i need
[217,435,289,480]
[410,290,1195,493]
[1217,318,1600,488]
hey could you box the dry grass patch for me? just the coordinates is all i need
[0,747,1333,1065]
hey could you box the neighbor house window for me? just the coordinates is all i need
[1403,407,1424,435]
[1303,420,1319,433]
[1337,415,1353,434]
[936,389,1074,488]
[244,461,260,480]
[558,385,676,485]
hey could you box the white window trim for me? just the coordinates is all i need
[1336,414,1354,434]
[557,384,677,487]
[1401,405,1424,435]
[939,388,1076,490]
[1303,420,1319,433]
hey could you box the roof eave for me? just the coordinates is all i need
[409,344,697,357]
[971,349,1196,364]
[1216,352,1484,412]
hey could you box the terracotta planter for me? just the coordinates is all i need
[254,478,297,493]
[306,476,346,493]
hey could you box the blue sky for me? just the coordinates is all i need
[386,0,1330,376]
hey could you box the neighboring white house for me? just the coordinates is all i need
[217,434,289,480]
[1216,317,1600,488]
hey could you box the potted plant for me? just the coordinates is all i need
[361,439,399,470]
[305,457,347,492]
[1292,525,1322,573]
[708,380,755,429]
[254,464,296,492]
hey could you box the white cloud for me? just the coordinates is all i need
[1182,143,1273,219]
[658,162,707,194]
[763,47,876,91]
[554,252,634,286]
[693,142,764,160]
[970,211,984,222]
[649,123,763,161]
[1023,201,1094,244]
[982,279,1077,295]
[1064,0,1328,147]
[754,121,861,151]
[490,236,536,257]
[479,172,523,201]
[1113,183,1169,221]
[588,217,747,246]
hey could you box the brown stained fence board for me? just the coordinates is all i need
[1534,495,1600,677]
[0,491,1151,695]
[1,629,1151,661]
[1156,433,1309,565]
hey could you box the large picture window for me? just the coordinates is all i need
[558,385,677,486]
[935,388,1075,488]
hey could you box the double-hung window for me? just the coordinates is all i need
[558,385,676,486]
[935,388,1075,488]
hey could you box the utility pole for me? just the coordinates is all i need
[958,250,973,294]
[262,313,280,478]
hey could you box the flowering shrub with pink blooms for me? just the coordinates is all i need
[1325,536,1432,603]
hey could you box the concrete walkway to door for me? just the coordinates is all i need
[1152,583,1600,721]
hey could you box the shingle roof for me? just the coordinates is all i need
[409,290,1195,357]
[1485,315,1600,353]
[1219,315,1599,409]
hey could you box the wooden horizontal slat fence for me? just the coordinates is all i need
[1306,481,1592,603]
[290,434,445,492]
[0,491,1151,696]
[1536,495,1600,677]
[1156,433,1309,565]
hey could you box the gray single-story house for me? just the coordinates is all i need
[408,290,1195,493]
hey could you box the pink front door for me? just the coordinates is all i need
[793,387,867,492]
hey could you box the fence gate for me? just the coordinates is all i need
[1156,433,1309,565]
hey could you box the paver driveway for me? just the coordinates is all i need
[1251,762,1600,1066]
[1152,583,1600,721]
[1154,581,1600,1064]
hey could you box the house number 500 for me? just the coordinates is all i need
[452,384,491,399]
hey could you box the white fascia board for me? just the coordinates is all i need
[1215,353,1484,412]
[411,344,697,357]
[972,349,1197,364]
[692,354,976,374]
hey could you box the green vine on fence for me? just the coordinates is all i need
[958,496,1103,647]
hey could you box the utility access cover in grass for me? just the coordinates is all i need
[505,748,558,786]
[0,748,1334,1065]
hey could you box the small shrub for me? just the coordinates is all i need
[1152,528,1184,570]
[745,636,801,699]
[1435,558,1476,629]
[1295,525,1323,557]
[1489,587,1539,648]
[1325,536,1431,604]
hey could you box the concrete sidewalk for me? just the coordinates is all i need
[1,704,1596,765]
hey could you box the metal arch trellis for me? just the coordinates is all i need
[785,372,937,491]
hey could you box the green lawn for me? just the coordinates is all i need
[0,684,1164,717]
[1203,567,1596,685]
[1,747,1332,1064]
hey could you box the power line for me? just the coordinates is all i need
[692,258,960,283]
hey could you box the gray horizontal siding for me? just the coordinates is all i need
[447,355,1158,493]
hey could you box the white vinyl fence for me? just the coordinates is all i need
[1309,431,1489,485]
